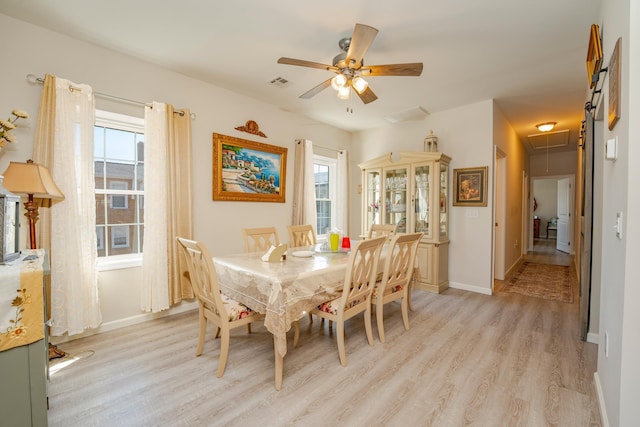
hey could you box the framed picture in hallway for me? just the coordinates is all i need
[453,166,488,207]
[212,133,287,203]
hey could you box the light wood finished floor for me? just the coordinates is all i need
[48,242,600,426]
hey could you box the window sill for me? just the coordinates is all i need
[97,254,142,271]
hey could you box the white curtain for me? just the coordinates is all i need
[336,150,349,236]
[292,139,317,232]
[49,77,101,336]
[141,102,170,312]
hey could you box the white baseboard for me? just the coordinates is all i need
[593,372,610,427]
[50,301,198,345]
[587,332,599,344]
[449,281,493,295]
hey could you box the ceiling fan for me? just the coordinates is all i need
[277,23,423,104]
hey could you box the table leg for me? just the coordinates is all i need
[274,335,283,390]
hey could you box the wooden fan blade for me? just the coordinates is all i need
[354,86,378,104]
[361,63,424,77]
[346,23,379,68]
[300,78,333,99]
[278,57,339,73]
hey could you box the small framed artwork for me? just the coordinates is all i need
[453,166,488,207]
[213,133,287,203]
[586,24,603,89]
[608,37,621,130]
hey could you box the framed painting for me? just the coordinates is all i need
[453,166,488,207]
[586,24,603,89]
[608,37,621,130]
[212,133,287,202]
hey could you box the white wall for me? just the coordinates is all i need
[493,103,529,275]
[533,179,558,235]
[594,0,640,425]
[0,14,352,334]
[352,100,495,293]
[529,150,577,177]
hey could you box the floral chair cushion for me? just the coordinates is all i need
[317,297,364,315]
[221,293,254,321]
[371,284,403,299]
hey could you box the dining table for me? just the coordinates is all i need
[213,243,357,390]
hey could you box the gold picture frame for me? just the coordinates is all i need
[212,133,287,203]
[608,37,621,130]
[453,166,488,207]
[586,24,603,89]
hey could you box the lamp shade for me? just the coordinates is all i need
[2,160,65,200]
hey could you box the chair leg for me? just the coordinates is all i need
[407,280,415,312]
[364,305,375,346]
[293,320,300,348]
[196,313,207,356]
[337,321,347,366]
[376,301,386,344]
[247,323,252,334]
[214,326,221,339]
[401,296,410,331]
[217,328,231,378]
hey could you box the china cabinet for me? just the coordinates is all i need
[359,151,451,293]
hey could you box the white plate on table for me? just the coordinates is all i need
[291,250,314,258]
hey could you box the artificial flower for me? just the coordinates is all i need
[0,108,29,148]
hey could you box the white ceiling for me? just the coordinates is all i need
[0,0,601,152]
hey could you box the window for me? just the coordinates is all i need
[94,110,144,261]
[313,155,337,238]
[109,181,128,209]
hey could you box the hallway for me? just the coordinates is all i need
[526,238,573,267]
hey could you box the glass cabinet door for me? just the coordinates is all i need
[365,170,381,233]
[413,163,431,238]
[439,164,449,238]
[384,167,408,233]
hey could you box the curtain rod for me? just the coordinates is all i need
[296,140,343,153]
[26,74,195,119]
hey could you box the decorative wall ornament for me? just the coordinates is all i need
[235,120,267,138]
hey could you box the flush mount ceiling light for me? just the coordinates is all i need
[536,122,557,132]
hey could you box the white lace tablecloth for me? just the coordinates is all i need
[0,250,46,352]
[214,247,352,357]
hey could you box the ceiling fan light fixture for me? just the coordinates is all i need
[337,85,350,100]
[331,74,347,91]
[536,122,557,132]
[352,75,368,94]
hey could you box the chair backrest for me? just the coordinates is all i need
[176,237,228,321]
[339,236,386,311]
[368,224,398,239]
[378,232,423,293]
[242,227,280,253]
[287,224,317,247]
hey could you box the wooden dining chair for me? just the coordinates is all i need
[371,232,422,343]
[242,227,280,253]
[287,224,317,247]
[368,223,398,239]
[310,236,386,366]
[176,237,262,378]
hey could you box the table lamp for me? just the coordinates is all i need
[2,159,64,249]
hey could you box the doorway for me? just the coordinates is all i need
[531,175,575,254]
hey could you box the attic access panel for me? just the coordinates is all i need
[527,130,570,150]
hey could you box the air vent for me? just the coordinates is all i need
[527,130,570,150]
[269,77,291,88]
[385,106,429,123]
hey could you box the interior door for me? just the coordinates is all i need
[557,177,572,253]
